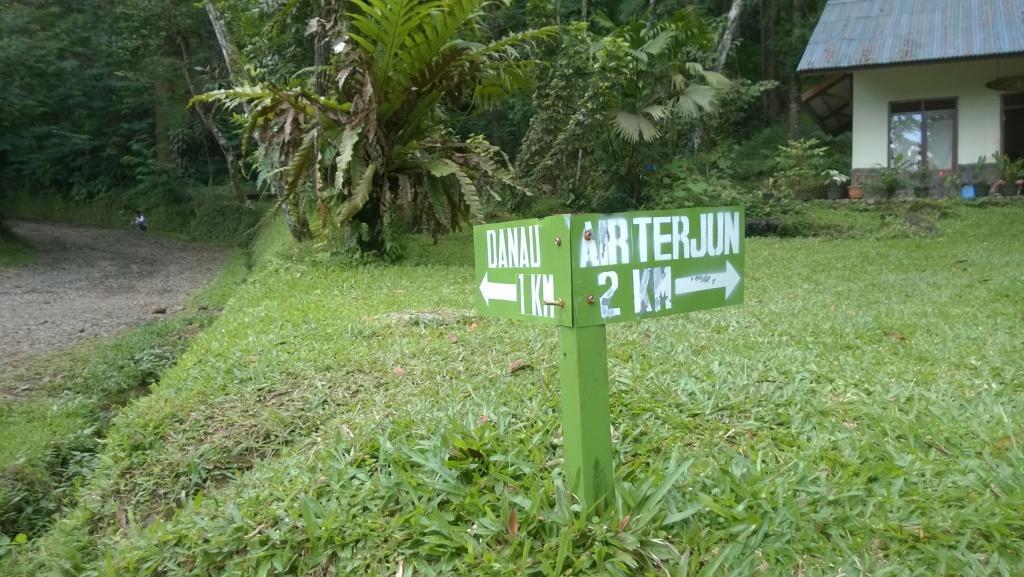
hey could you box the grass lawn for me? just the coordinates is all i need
[0,224,34,267]
[3,203,1023,575]
[0,249,250,544]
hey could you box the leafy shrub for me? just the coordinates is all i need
[648,158,803,223]
[772,138,829,198]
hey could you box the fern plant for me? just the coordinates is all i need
[199,0,556,254]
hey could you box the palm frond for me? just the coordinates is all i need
[337,161,378,223]
[334,126,362,188]
[612,111,661,144]
[450,165,483,222]
[641,104,671,121]
[639,30,675,56]
[285,130,317,199]
[673,85,715,119]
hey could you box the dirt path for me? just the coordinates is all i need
[0,220,227,368]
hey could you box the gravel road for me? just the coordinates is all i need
[0,220,227,368]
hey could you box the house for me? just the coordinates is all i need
[798,0,1024,197]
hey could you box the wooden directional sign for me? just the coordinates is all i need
[570,208,744,326]
[475,208,744,326]
[473,207,745,508]
[472,215,573,325]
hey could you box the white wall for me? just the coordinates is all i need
[852,57,1024,169]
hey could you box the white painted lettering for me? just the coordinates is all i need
[653,217,672,261]
[530,225,541,267]
[507,227,520,267]
[602,218,630,266]
[633,268,653,314]
[486,230,497,268]
[723,212,740,255]
[597,271,620,319]
[653,267,672,311]
[579,222,600,268]
[689,213,708,258]
[634,217,653,263]
[673,216,690,259]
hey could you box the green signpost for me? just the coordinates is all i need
[474,207,745,507]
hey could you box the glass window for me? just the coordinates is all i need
[888,99,956,170]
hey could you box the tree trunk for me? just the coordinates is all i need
[716,0,745,71]
[203,0,241,81]
[203,0,311,240]
[787,0,802,140]
[581,0,587,20]
[788,71,801,140]
[178,37,247,204]
[761,0,780,118]
[691,0,745,155]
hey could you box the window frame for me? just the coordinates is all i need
[887,97,959,170]
[1002,93,1024,160]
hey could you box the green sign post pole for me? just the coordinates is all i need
[474,207,745,509]
[559,323,614,507]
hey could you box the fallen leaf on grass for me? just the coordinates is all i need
[617,515,631,531]
[508,359,531,374]
[448,334,458,344]
[885,331,906,341]
[507,508,518,538]
[469,322,479,331]
[392,367,407,377]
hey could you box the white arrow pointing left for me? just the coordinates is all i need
[479,272,518,305]
[674,260,741,300]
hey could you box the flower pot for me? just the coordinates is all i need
[827,184,847,200]
[997,182,1020,196]
[848,185,864,200]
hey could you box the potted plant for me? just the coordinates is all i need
[848,173,865,200]
[822,169,850,200]
[993,151,1024,196]
[913,165,933,198]
[940,170,966,198]
[973,155,990,198]
[872,154,910,200]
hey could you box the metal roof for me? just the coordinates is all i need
[798,0,1024,73]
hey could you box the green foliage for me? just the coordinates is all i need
[201,0,555,252]
[871,154,914,201]
[0,251,249,541]
[1,189,264,246]
[771,138,829,198]
[648,158,803,224]
[0,0,245,207]
[517,9,730,212]
[993,151,1024,183]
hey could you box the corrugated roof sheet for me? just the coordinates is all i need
[798,0,1024,73]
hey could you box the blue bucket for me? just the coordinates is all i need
[960,184,976,200]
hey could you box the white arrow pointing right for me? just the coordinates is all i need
[479,272,518,306]
[674,261,741,300]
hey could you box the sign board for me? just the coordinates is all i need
[473,207,745,507]
[475,208,745,325]
[472,216,572,325]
